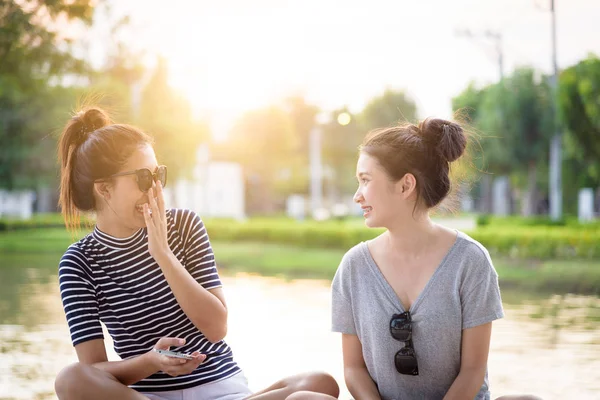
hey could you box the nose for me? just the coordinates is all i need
[353,188,363,204]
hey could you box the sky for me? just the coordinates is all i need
[81,0,600,139]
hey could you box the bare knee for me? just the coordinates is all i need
[55,362,116,400]
[286,391,338,400]
[292,372,339,398]
[56,362,87,399]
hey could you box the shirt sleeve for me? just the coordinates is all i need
[177,209,222,290]
[331,254,357,335]
[58,246,104,346]
[461,251,505,330]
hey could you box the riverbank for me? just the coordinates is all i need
[1,228,598,295]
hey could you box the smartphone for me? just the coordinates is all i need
[154,349,194,360]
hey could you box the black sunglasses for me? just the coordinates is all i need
[98,165,167,192]
[390,311,419,376]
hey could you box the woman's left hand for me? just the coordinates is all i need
[143,182,173,264]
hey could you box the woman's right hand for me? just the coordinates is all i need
[148,337,206,377]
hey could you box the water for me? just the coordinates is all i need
[0,254,599,400]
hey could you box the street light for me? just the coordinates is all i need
[337,112,352,126]
[548,0,562,220]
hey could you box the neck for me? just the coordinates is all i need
[383,210,438,256]
[95,212,139,238]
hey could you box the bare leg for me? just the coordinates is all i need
[495,396,544,400]
[285,392,338,400]
[246,372,339,400]
[55,362,148,400]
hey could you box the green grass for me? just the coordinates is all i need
[493,259,600,295]
[211,241,600,295]
[0,228,84,253]
[211,241,344,279]
[1,228,599,295]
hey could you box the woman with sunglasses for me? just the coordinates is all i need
[54,107,339,400]
[331,118,541,400]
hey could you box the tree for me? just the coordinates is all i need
[452,69,553,216]
[0,0,95,190]
[359,89,417,132]
[225,106,296,213]
[558,54,600,190]
[321,108,363,197]
[452,83,496,213]
[137,57,209,182]
[282,96,319,195]
[478,68,553,215]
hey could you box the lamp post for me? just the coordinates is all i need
[548,0,562,220]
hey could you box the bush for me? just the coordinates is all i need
[0,213,66,231]
[3,213,600,260]
[203,218,600,260]
[476,214,600,229]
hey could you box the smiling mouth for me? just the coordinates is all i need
[135,204,151,215]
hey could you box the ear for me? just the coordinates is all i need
[398,173,417,198]
[93,180,113,201]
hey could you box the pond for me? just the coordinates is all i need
[0,254,598,399]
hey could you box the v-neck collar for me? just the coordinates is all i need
[360,230,461,314]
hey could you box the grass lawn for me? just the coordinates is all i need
[1,228,598,294]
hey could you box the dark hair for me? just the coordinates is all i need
[360,117,468,210]
[57,107,153,231]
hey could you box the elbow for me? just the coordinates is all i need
[204,322,227,343]
[191,304,228,343]
[459,366,486,386]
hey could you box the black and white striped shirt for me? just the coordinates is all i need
[58,208,241,392]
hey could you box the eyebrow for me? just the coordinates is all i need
[356,172,371,178]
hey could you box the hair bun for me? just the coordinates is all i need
[419,118,466,162]
[79,108,111,134]
[70,108,112,146]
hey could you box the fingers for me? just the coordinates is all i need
[155,337,186,349]
[156,181,167,224]
[164,354,206,376]
[148,188,160,222]
[161,355,188,367]
[143,203,154,230]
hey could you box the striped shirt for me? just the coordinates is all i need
[58,208,241,392]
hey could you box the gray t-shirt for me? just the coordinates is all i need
[331,231,504,400]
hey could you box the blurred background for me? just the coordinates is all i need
[0,0,599,399]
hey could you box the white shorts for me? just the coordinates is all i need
[140,372,253,400]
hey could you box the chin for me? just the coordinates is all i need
[364,217,382,229]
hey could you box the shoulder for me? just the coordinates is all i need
[167,208,205,233]
[167,209,209,244]
[333,242,369,285]
[453,231,498,279]
[59,241,94,283]
[168,208,203,228]
[341,241,369,270]
[455,231,493,263]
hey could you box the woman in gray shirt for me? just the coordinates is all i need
[331,118,541,400]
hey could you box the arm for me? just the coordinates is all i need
[443,323,492,400]
[144,184,228,343]
[77,339,157,385]
[155,252,228,343]
[342,333,381,400]
[76,338,206,386]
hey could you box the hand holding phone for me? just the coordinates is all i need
[153,348,194,360]
[149,337,206,377]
